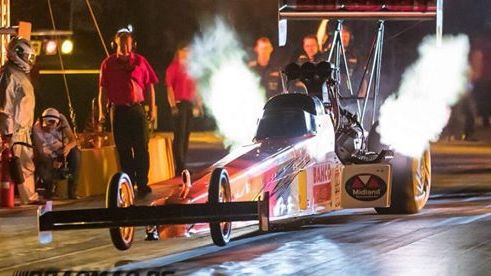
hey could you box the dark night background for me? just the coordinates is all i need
[10,0,491,133]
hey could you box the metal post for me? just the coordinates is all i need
[327,23,339,62]
[361,21,384,129]
[361,26,380,125]
[371,21,384,127]
[436,0,443,47]
[0,0,10,65]
[328,20,361,117]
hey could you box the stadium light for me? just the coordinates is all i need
[61,39,73,54]
[45,39,57,55]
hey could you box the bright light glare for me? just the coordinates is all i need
[378,35,470,158]
[61,39,73,54]
[45,40,57,55]
[187,18,266,149]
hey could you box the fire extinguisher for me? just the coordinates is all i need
[0,140,14,208]
[0,140,27,208]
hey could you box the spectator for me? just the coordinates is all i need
[249,37,281,99]
[0,37,42,205]
[32,108,80,199]
[98,27,158,197]
[166,45,201,175]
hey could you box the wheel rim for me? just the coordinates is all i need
[219,174,231,238]
[118,179,134,243]
[413,149,431,202]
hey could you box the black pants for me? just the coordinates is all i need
[112,104,150,189]
[37,147,80,198]
[173,101,193,174]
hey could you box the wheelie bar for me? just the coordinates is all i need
[38,192,270,232]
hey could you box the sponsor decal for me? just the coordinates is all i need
[314,183,331,203]
[312,164,332,203]
[313,164,331,185]
[345,174,387,201]
[333,167,342,208]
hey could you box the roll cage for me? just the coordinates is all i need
[278,0,443,130]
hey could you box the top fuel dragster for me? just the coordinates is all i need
[38,0,436,250]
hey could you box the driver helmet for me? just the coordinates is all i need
[288,80,308,95]
[7,37,36,73]
[41,108,60,126]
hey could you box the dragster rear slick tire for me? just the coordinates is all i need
[106,172,135,250]
[368,122,431,214]
[376,148,431,214]
[208,168,232,246]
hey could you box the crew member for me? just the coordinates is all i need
[32,108,80,199]
[0,37,41,205]
[166,45,200,175]
[297,34,325,64]
[249,37,281,99]
[98,27,158,196]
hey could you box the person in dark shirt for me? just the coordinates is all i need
[249,37,282,99]
[324,24,367,115]
[297,34,325,64]
[470,34,491,127]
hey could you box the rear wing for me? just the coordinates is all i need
[278,0,443,45]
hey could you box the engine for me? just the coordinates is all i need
[335,109,365,164]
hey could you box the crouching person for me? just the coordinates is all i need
[32,108,80,199]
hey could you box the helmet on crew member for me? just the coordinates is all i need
[7,36,36,73]
[111,25,137,52]
[41,107,60,127]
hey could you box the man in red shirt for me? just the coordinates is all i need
[166,45,199,175]
[98,28,157,196]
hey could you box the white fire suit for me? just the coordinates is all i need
[0,62,38,204]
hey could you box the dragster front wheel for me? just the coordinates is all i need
[208,168,232,246]
[106,172,135,250]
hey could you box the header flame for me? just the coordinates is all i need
[378,35,470,158]
[187,18,266,149]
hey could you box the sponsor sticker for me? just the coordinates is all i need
[345,174,387,201]
[314,183,331,203]
[313,164,331,185]
[312,164,332,204]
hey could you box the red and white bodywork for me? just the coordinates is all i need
[156,94,392,237]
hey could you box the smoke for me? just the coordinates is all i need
[187,18,266,149]
[377,35,470,158]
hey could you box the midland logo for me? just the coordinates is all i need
[346,174,387,201]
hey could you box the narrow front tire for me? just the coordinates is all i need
[208,168,232,246]
[106,172,135,250]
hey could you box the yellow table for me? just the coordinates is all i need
[77,133,175,197]
[148,133,175,184]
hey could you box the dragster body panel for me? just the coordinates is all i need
[179,112,390,228]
